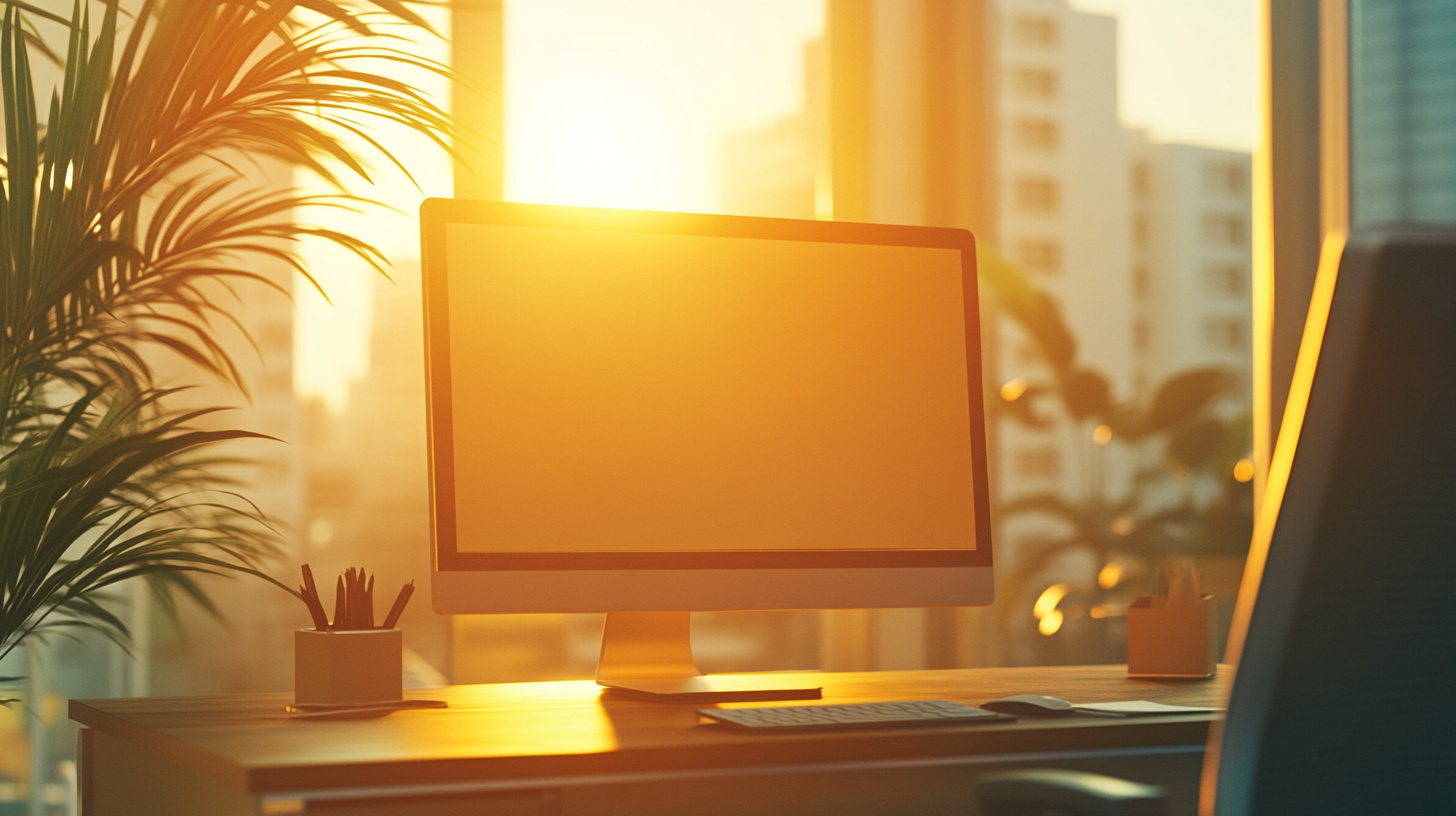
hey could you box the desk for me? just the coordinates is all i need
[71,665,1227,816]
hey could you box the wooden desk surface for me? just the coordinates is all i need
[71,665,1228,797]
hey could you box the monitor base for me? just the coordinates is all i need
[595,611,823,703]
[600,675,823,703]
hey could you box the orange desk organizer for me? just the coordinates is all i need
[1127,562,1217,678]
[295,628,403,705]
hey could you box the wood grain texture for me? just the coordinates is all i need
[70,665,1228,796]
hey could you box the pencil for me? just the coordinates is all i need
[299,584,330,631]
[381,581,415,630]
[302,564,321,604]
[346,568,359,629]
[333,576,347,630]
[366,573,376,628]
[300,566,330,631]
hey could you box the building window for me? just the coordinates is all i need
[1203,263,1244,296]
[1202,213,1245,247]
[1013,15,1059,48]
[1203,161,1246,195]
[1202,316,1247,351]
[1133,318,1151,353]
[1014,446,1062,480]
[1014,238,1062,275]
[1132,264,1151,299]
[1132,212,1150,248]
[1014,177,1060,215]
[1012,118,1060,152]
[1131,160,1150,198]
[1012,66,1059,99]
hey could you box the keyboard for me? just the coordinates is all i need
[699,699,1015,732]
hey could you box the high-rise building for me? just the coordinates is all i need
[1128,135,1254,399]
[992,0,1132,551]
[996,0,1131,390]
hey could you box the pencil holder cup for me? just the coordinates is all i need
[294,628,403,705]
[1126,594,1217,678]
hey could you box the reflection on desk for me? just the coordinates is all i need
[72,664,1228,816]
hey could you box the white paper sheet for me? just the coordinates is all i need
[1073,701,1222,716]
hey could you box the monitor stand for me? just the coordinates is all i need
[595,611,823,703]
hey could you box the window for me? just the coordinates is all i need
[1013,15,1059,48]
[1202,161,1246,195]
[1012,66,1059,99]
[1131,160,1150,197]
[1133,318,1151,353]
[1202,213,1245,247]
[1132,264,1151,299]
[1132,212,1150,248]
[1202,316,1247,351]
[1014,177,1060,215]
[1015,446,1062,480]
[1203,263,1244,296]
[1012,118,1060,153]
[1014,238,1062,275]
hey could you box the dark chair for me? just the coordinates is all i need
[979,228,1456,816]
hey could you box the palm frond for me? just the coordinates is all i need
[0,385,290,660]
[1,0,460,658]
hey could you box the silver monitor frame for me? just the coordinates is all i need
[420,199,995,617]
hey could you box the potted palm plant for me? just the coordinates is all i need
[0,0,457,676]
[978,247,1253,662]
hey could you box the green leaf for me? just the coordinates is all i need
[1166,417,1228,471]
[978,246,1078,371]
[1058,368,1112,421]
[1145,367,1232,433]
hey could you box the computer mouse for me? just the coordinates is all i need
[980,694,1076,717]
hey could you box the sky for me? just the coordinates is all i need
[505,0,826,212]
[1072,0,1257,152]
[295,0,1259,412]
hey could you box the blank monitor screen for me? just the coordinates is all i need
[422,200,993,612]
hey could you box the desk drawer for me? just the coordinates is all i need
[302,790,559,816]
[558,749,1205,816]
[79,729,562,816]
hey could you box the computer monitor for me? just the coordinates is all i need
[420,199,993,701]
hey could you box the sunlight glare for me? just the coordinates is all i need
[509,66,688,210]
[1033,583,1069,620]
[1233,458,1255,483]
[1000,377,1028,402]
[1038,609,1064,636]
[1098,561,1124,588]
[293,5,452,413]
[505,1,824,213]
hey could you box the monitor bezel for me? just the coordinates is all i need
[421,198,993,574]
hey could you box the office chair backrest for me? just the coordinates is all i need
[1207,228,1456,815]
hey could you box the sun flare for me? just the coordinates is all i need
[508,65,690,211]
